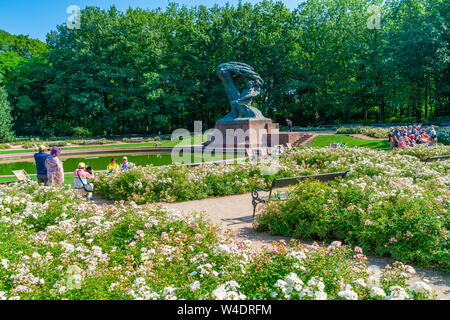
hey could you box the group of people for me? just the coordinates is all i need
[34,145,95,199]
[106,157,134,173]
[34,145,65,187]
[33,145,134,200]
[388,125,437,149]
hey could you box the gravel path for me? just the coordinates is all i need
[155,192,449,299]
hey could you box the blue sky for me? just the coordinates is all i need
[0,0,303,42]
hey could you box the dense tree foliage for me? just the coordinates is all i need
[0,86,14,141]
[0,30,48,79]
[0,0,448,137]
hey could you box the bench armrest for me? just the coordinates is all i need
[252,186,271,201]
[252,186,270,193]
[251,186,272,218]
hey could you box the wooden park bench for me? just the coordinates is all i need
[423,155,450,163]
[251,171,349,217]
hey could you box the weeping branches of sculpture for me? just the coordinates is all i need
[216,62,268,121]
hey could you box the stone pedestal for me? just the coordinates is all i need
[205,119,279,148]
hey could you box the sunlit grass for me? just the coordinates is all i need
[0,174,75,186]
[308,135,390,150]
[0,136,207,155]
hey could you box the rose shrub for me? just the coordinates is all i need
[393,144,450,160]
[336,127,388,139]
[436,127,450,145]
[255,178,449,270]
[256,147,449,270]
[93,146,449,271]
[0,183,435,300]
[95,146,449,204]
[94,161,302,204]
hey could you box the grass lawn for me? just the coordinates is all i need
[0,174,75,186]
[308,135,390,150]
[0,136,206,155]
[0,136,208,185]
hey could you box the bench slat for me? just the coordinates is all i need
[272,171,348,188]
[424,155,450,163]
[263,193,289,201]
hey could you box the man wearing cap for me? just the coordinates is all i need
[119,156,134,170]
[34,145,50,185]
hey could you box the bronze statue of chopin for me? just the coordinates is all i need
[216,62,269,122]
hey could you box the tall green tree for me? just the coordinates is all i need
[0,30,48,80]
[0,86,14,141]
[2,0,449,137]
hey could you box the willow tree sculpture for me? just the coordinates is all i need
[216,62,269,121]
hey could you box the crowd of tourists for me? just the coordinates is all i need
[33,145,134,200]
[388,125,437,149]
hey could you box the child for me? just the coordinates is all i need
[388,128,395,149]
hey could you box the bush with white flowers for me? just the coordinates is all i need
[247,146,449,270]
[0,183,436,300]
[94,146,450,204]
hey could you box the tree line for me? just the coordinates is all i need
[0,0,448,138]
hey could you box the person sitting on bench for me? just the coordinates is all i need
[73,162,95,200]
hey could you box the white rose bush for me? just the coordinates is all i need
[0,183,436,300]
[336,126,389,139]
[93,146,449,270]
[94,145,449,203]
[256,147,449,270]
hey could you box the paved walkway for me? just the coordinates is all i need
[152,192,449,299]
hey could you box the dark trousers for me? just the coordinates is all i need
[37,174,49,186]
